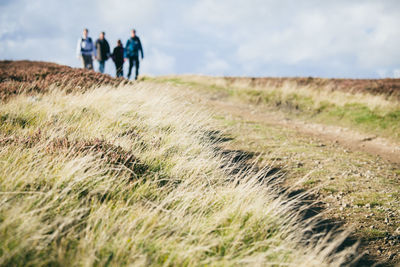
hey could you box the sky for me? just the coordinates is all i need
[1,0,399,78]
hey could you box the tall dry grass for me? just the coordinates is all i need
[157,75,400,141]
[0,83,356,266]
[176,75,400,110]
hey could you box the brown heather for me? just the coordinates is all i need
[2,60,399,266]
[213,76,400,100]
[0,60,130,101]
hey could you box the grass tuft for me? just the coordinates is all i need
[0,83,357,266]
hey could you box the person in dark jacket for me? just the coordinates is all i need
[111,40,124,77]
[124,29,144,80]
[95,31,111,73]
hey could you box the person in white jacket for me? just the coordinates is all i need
[76,28,96,70]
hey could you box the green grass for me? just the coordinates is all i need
[151,76,400,142]
[361,229,388,240]
[145,75,400,264]
[353,192,386,208]
[245,90,400,140]
[0,84,357,266]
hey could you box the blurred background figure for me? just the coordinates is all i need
[124,29,144,80]
[76,28,95,70]
[111,39,124,77]
[95,31,111,73]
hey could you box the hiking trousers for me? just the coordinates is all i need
[115,62,124,77]
[98,60,106,73]
[81,55,93,70]
[127,56,139,80]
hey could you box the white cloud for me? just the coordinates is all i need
[142,48,176,74]
[0,0,399,78]
[187,0,400,77]
[202,59,230,76]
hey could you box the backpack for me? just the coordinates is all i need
[81,37,93,52]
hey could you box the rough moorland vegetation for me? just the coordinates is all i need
[0,60,129,102]
[1,61,399,266]
[153,75,400,142]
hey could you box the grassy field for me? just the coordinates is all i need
[147,75,400,265]
[1,61,400,266]
[150,75,400,143]
[0,82,357,266]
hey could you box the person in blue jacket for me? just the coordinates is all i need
[76,28,96,70]
[124,29,144,80]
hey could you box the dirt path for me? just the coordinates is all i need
[183,86,400,266]
[203,97,400,165]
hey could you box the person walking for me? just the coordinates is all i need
[76,28,95,70]
[95,32,111,73]
[124,29,144,80]
[111,40,124,77]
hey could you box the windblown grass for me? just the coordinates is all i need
[153,75,400,141]
[0,83,355,266]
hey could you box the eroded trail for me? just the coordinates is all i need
[206,98,400,165]
[2,61,398,266]
[178,85,400,266]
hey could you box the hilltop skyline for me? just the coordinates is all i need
[1,0,399,78]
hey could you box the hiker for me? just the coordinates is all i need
[125,29,144,80]
[111,40,124,77]
[95,31,111,73]
[76,28,95,70]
